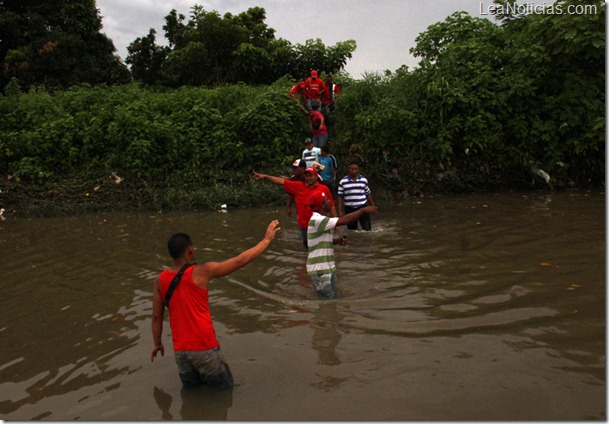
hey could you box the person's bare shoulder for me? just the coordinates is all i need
[192,263,213,289]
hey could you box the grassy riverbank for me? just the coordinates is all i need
[0,175,289,217]
[0,171,562,218]
[1,2,604,218]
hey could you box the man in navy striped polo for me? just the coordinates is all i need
[337,160,377,231]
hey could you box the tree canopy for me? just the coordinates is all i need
[333,0,604,190]
[126,5,357,87]
[0,0,130,91]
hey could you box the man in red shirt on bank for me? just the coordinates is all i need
[151,220,281,389]
[309,108,328,148]
[288,74,307,108]
[253,167,336,248]
[304,70,327,111]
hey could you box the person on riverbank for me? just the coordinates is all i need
[253,167,335,248]
[337,160,376,231]
[308,108,328,148]
[318,145,338,198]
[322,74,341,126]
[307,190,377,299]
[288,74,308,108]
[151,220,281,389]
[302,138,321,168]
[304,70,326,111]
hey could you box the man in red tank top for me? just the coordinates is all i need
[151,220,281,388]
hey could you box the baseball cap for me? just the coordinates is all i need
[304,138,313,144]
[292,159,306,168]
[304,167,322,181]
[309,190,327,211]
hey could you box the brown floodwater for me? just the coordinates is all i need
[0,190,605,420]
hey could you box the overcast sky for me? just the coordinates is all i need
[95,0,530,78]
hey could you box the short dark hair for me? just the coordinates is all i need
[167,233,192,259]
[321,145,330,154]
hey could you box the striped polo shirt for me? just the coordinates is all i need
[306,212,339,276]
[337,174,371,208]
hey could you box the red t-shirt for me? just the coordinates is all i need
[283,180,334,229]
[310,110,328,136]
[159,266,219,351]
[304,77,327,100]
[290,81,306,96]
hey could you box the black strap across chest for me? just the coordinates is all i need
[164,263,195,309]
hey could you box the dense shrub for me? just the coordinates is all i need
[0,1,604,215]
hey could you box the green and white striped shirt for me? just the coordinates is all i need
[307,212,339,276]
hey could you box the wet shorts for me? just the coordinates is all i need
[310,272,337,299]
[174,347,234,389]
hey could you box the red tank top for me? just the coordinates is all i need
[159,266,219,351]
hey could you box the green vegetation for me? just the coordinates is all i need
[0,0,604,216]
[126,6,357,87]
[0,0,130,90]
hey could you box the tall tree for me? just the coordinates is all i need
[126,4,356,87]
[0,0,130,91]
[126,29,169,86]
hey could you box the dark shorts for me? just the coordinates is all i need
[174,347,234,389]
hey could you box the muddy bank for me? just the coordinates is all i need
[0,177,288,218]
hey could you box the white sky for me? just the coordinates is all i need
[95,0,548,78]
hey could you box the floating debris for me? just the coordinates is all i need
[531,167,550,183]
[531,167,554,190]
[110,172,122,184]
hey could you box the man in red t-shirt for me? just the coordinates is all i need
[288,74,307,108]
[151,221,281,388]
[304,70,327,111]
[309,108,328,148]
[253,167,336,248]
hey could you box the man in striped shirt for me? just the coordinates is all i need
[307,190,377,299]
[337,161,377,231]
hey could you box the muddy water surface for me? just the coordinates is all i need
[0,190,605,420]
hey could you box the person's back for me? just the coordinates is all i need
[307,199,339,299]
[306,191,377,299]
[159,265,217,351]
[151,223,281,389]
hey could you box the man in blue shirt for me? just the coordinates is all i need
[318,145,338,198]
[337,160,376,231]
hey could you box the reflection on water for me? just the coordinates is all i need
[153,385,233,420]
[0,190,604,420]
[312,303,343,366]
